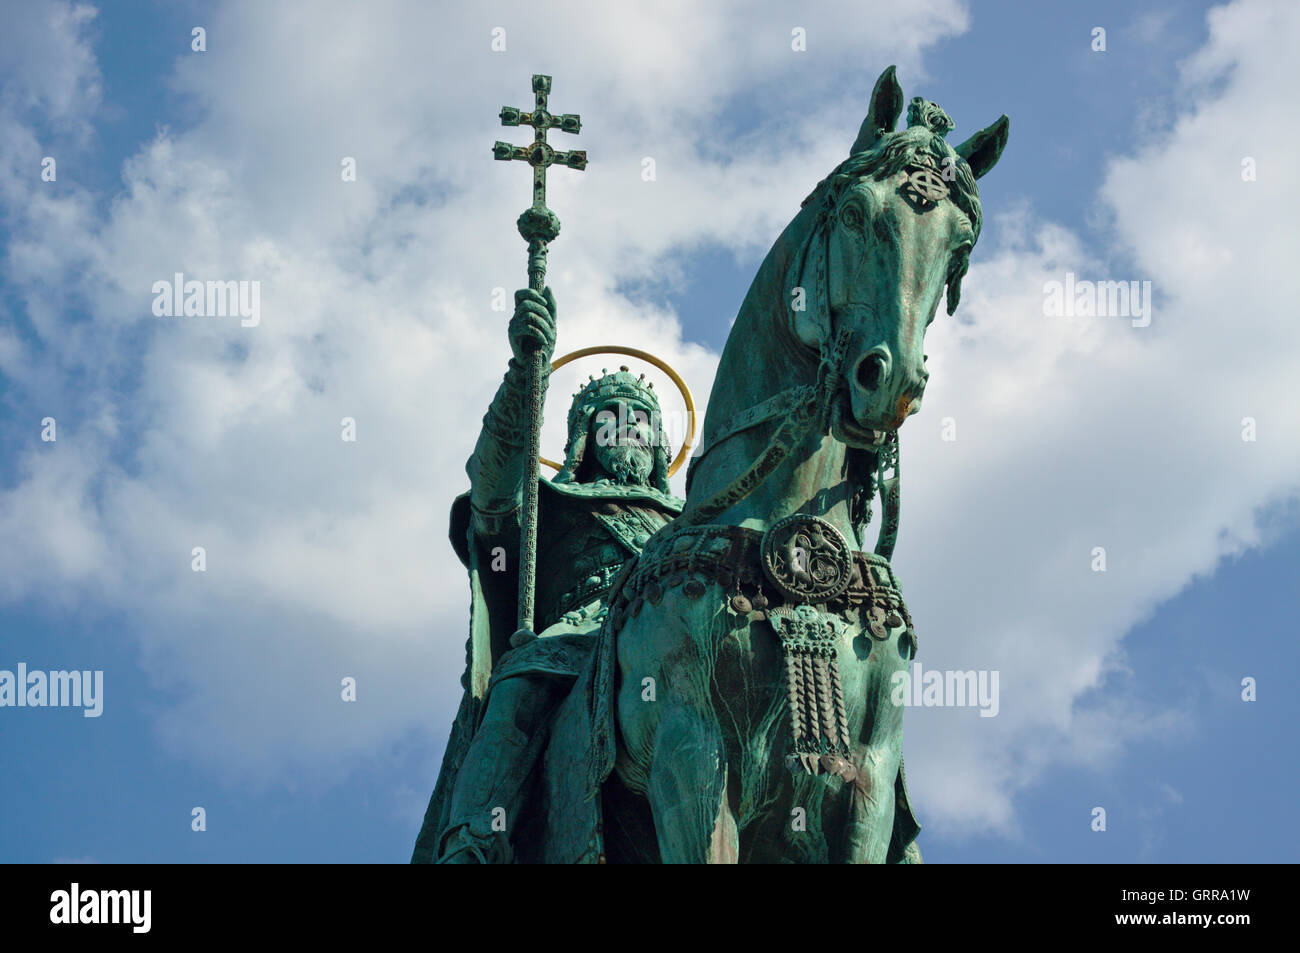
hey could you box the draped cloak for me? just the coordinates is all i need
[411,479,683,863]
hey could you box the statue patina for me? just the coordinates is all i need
[414,66,1008,863]
[412,73,688,864]
[410,289,682,863]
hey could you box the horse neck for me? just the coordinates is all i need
[686,212,863,545]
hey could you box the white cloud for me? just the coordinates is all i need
[0,0,970,783]
[0,2,100,124]
[891,0,1300,836]
[1,0,1296,848]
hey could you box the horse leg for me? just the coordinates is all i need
[844,650,907,864]
[647,705,738,863]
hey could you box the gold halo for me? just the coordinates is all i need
[541,345,696,477]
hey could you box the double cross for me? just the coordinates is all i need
[494,74,587,231]
[492,74,586,639]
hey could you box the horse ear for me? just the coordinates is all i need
[955,115,1010,179]
[850,65,904,155]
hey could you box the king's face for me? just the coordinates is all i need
[588,397,656,486]
[590,397,655,450]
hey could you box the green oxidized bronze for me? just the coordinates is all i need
[494,73,587,646]
[413,66,1008,863]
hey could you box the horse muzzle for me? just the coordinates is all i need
[829,396,894,449]
[844,346,926,433]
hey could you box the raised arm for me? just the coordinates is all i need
[465,287,557,542]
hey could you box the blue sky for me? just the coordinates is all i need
[1,0,1297,863]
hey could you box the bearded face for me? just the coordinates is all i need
[588,399,655,486]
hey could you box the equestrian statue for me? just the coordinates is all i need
[412,67,1008,863]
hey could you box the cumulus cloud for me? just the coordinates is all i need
[0,0,1295,845]
[0,0,969,782]
[893,0,1300,836]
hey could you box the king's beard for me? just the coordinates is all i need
[594,440,653,486]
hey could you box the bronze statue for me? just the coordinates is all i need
[414,67,1008,862]
[412,285,683,862]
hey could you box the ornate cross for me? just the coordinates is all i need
[492,74,586,639]
[494,74,587,224]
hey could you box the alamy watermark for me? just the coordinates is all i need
[0,663,103,717]
[152,272,260,327]
[50,883,150,933]
[1043,272,1152,327]
[890,662,999,717]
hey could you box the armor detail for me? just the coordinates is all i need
[534,493,674,632]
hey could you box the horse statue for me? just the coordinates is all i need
[540,66,1008,863]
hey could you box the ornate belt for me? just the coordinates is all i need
[611,517,914,639]
[608,516,916,783]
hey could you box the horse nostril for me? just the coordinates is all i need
[856,354,886,391]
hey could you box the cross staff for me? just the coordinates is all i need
[492,74,587,643]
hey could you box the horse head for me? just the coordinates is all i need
[788,66,1008,446]
[594,69,1012,865]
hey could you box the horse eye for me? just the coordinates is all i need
[840,205,863,229]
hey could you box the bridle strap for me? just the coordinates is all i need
[873,432,900,560]
[680,325,850,527]
[678,184,904,558]
[684,385,814,497]
[684,192,835,502]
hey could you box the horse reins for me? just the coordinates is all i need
[678,186,902,560]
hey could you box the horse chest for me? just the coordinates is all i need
[717,604,903,772]
[613,520,917,782]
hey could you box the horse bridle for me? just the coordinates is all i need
[679,186,902,560]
